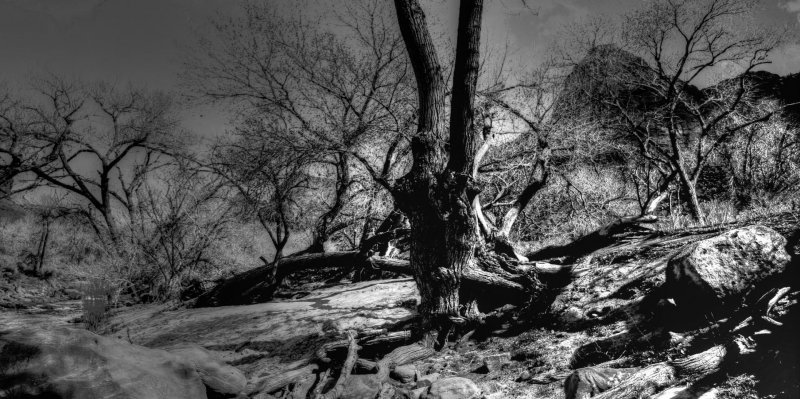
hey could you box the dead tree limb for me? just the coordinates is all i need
[527,215,658,262]
[318,331,359,399]
[375,344,436,381]
[590,343,736,399]
[310,369,331,398]
[197,250,574,307]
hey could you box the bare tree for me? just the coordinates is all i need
[721,98,800,206]
[198,0,600,329]
[23,194,76,276]
[209,118,311,263]
[601,0,789,222]
[184,0,414,252]
[1,84,70,199]
[381,0,487,334]
[133,163,232,300]
[7,77,180,246]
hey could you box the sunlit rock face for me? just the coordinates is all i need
[665,225,791,322]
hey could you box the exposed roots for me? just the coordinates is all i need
[252,328,435,398]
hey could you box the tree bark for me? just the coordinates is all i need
[392,0,485,335]
[498,142,550,238]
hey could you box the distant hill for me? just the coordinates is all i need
[555,44,800,126]
[711,71,800,125]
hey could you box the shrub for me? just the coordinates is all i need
[82,278,116,332]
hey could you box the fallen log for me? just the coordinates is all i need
[196,252,365,307]
[317,331,415,363]
[569,329,679,369]
[342,345,435,380]
[375,344,435,381]
[361,330,414,347]
[527,215,658,262]
[310,369,331,398]
[521,357,633,384]
[564,366,641,399]
[196,251,570,307]
[590,342,740,399]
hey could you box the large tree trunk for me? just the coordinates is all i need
[405,205,463,328]
[392,0,484,336]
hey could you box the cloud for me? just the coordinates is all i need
[769,43,800,75]
[781,0,800,21]
[4,0,108,24]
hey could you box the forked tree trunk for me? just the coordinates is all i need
[392,0,484,335]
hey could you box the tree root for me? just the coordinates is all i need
[374,344,436,381]
[316,330,415,363]
[590,343,735,399]
[197,248,576,308]
[247,364,319,395]
[256,331,433,398]
[317,331,359,399]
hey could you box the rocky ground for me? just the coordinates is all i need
[1,213,798,399]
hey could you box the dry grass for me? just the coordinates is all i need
[1,212,315,304]
[716,374,763,399]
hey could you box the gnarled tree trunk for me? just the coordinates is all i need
[391,0,484,335]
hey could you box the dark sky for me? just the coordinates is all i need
[1,0,799,140]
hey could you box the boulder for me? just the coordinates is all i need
[391,364,418,383]
[416,373,440,388]
[422,377,481,399]
[564,367,640,399]
[341,374,382,399]
[0,326,207,399]
[665,225,791,318]
[164,343,246,397]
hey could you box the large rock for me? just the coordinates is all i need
[164,343,246,397]
[391,364,417,383]
[0,326,207,399]
[340,374,382,399]
[564,367,640,399]
[665,225,791,318]
[422,377,481,399]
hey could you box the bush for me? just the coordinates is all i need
[82,278,116,332]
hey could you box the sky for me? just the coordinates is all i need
[1,0,799,141]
